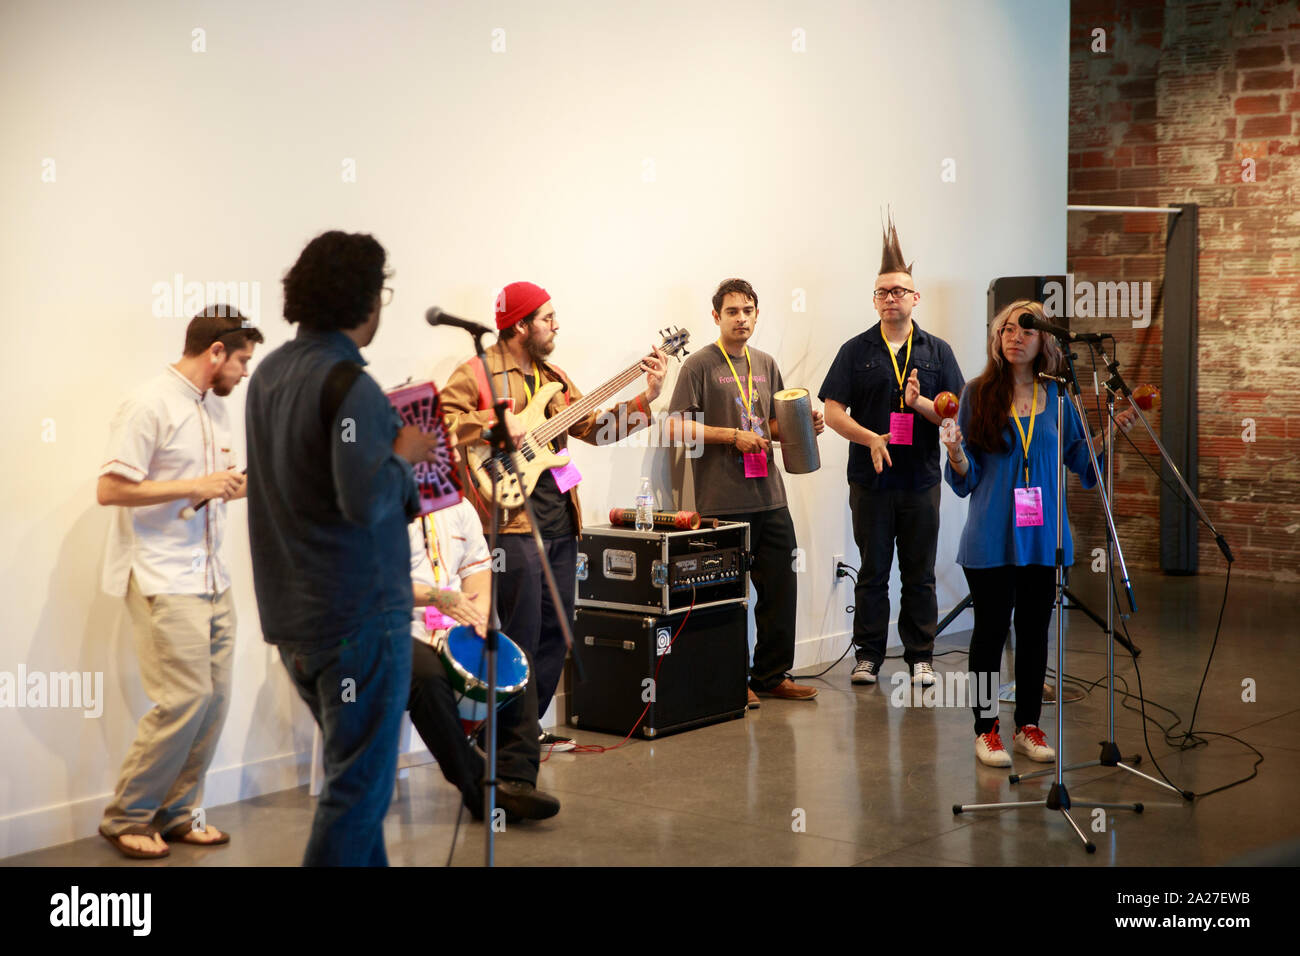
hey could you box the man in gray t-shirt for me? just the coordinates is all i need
[669,278,823,706]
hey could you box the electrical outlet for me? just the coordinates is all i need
[832,553,844,585]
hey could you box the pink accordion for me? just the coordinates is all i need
[385,379,463,515]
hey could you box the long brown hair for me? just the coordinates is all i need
[965,300,1067,453]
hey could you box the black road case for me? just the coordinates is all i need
[568,603,748,738]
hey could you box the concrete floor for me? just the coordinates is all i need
[6,569,1298,867]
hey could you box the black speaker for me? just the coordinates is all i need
[568,604,748,738]
[987,274,1071,327]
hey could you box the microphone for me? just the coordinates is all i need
[179,468,247,519]
[426,307,495,337]
[1017,311,1106,343]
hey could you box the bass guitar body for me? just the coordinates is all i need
[465,381,571,511]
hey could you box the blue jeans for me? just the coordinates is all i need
[278,609,411,866]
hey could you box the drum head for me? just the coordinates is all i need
[441,626,531,704]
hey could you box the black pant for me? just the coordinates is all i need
[962,564,1056,735]
[848,483,940,667]
[711,507,798,692]
[407,638,541,799]
[495,534,576,721]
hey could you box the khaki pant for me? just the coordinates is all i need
[100,573,235,836]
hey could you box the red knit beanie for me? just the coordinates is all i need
[495,281,551,331]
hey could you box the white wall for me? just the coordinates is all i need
[0,0,1068,855]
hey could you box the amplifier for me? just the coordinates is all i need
[568,603,749,739]
[576,521,749,614]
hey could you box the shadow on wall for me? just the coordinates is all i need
[8,488,316,853]
[7,496,138,846]
[239,632,316,802]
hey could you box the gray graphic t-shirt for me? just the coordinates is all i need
[669,343,788,516]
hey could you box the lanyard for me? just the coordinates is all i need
[881,326,913,410]
[521,363,542,404]
[716,341,754,416]
[1009,380,1039,487]
[421,513,444,587]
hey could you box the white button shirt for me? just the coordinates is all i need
[100,366,235,597]
[409,498,492,643]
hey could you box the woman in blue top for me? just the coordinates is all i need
[943,300,1134,768]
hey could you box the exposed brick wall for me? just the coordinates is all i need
[1067,0,1300,582]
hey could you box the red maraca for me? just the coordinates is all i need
[1132,384,1159,410]
[934,391,960,420]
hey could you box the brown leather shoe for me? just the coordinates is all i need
[757,679,818,701]
[747,688,760,709]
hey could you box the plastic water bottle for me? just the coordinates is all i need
[635,477,654,532]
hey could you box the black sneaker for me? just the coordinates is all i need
[462,781,561,822]
[850,660,879,685]
[539,732,576,753]
[497,780,561,821]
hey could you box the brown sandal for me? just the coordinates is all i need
[162,822,230,846]
[100,824,170,860]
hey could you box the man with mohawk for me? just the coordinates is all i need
[818,214,965,688]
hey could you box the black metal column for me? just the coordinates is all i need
[1161,203,1198,574]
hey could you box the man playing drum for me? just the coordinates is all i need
[407,498,561,822]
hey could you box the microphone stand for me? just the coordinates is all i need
[953,370,1143,853]
[1014,340,1197,801]
[457,325,580,867]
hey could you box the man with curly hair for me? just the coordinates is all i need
[245,231,442,866]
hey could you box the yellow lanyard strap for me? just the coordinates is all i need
[421,513,445,587]
[716,341,755,420]
[1009,380,1038,487]
[521,364,542,404]
[881,326,914,410]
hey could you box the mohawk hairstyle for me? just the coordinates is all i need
[878,209,914,277]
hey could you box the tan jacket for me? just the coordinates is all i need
[440,340,652,536]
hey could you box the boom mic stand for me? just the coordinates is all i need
[1013,339,1198,801]
[454,325,581,867]
[952,370,1142,853]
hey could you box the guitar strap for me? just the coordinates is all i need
[539,361,572,407]
[470,356,493,412]
[468,349,572,412]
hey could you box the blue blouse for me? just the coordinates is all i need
[944,380,1099,569]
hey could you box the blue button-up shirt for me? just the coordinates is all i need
[246,328,419,646]
[944,380,1099,568]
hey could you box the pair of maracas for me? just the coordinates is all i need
[927,384,1158,423]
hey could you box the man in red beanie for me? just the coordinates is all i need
[440,282,667,751]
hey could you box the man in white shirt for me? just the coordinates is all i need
[407,498,560,822]
[96,307,262,859]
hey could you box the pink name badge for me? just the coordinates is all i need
[889,411,914,446]
[425,604,457,631]
[550,454,583,493]
[1014,487,1044,527]
[743,451,769,478]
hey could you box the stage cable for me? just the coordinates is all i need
[798,563,967,683]
[1083,342,1254,797]
[541,587,698,759]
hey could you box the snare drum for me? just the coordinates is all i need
[434,626,530,736]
